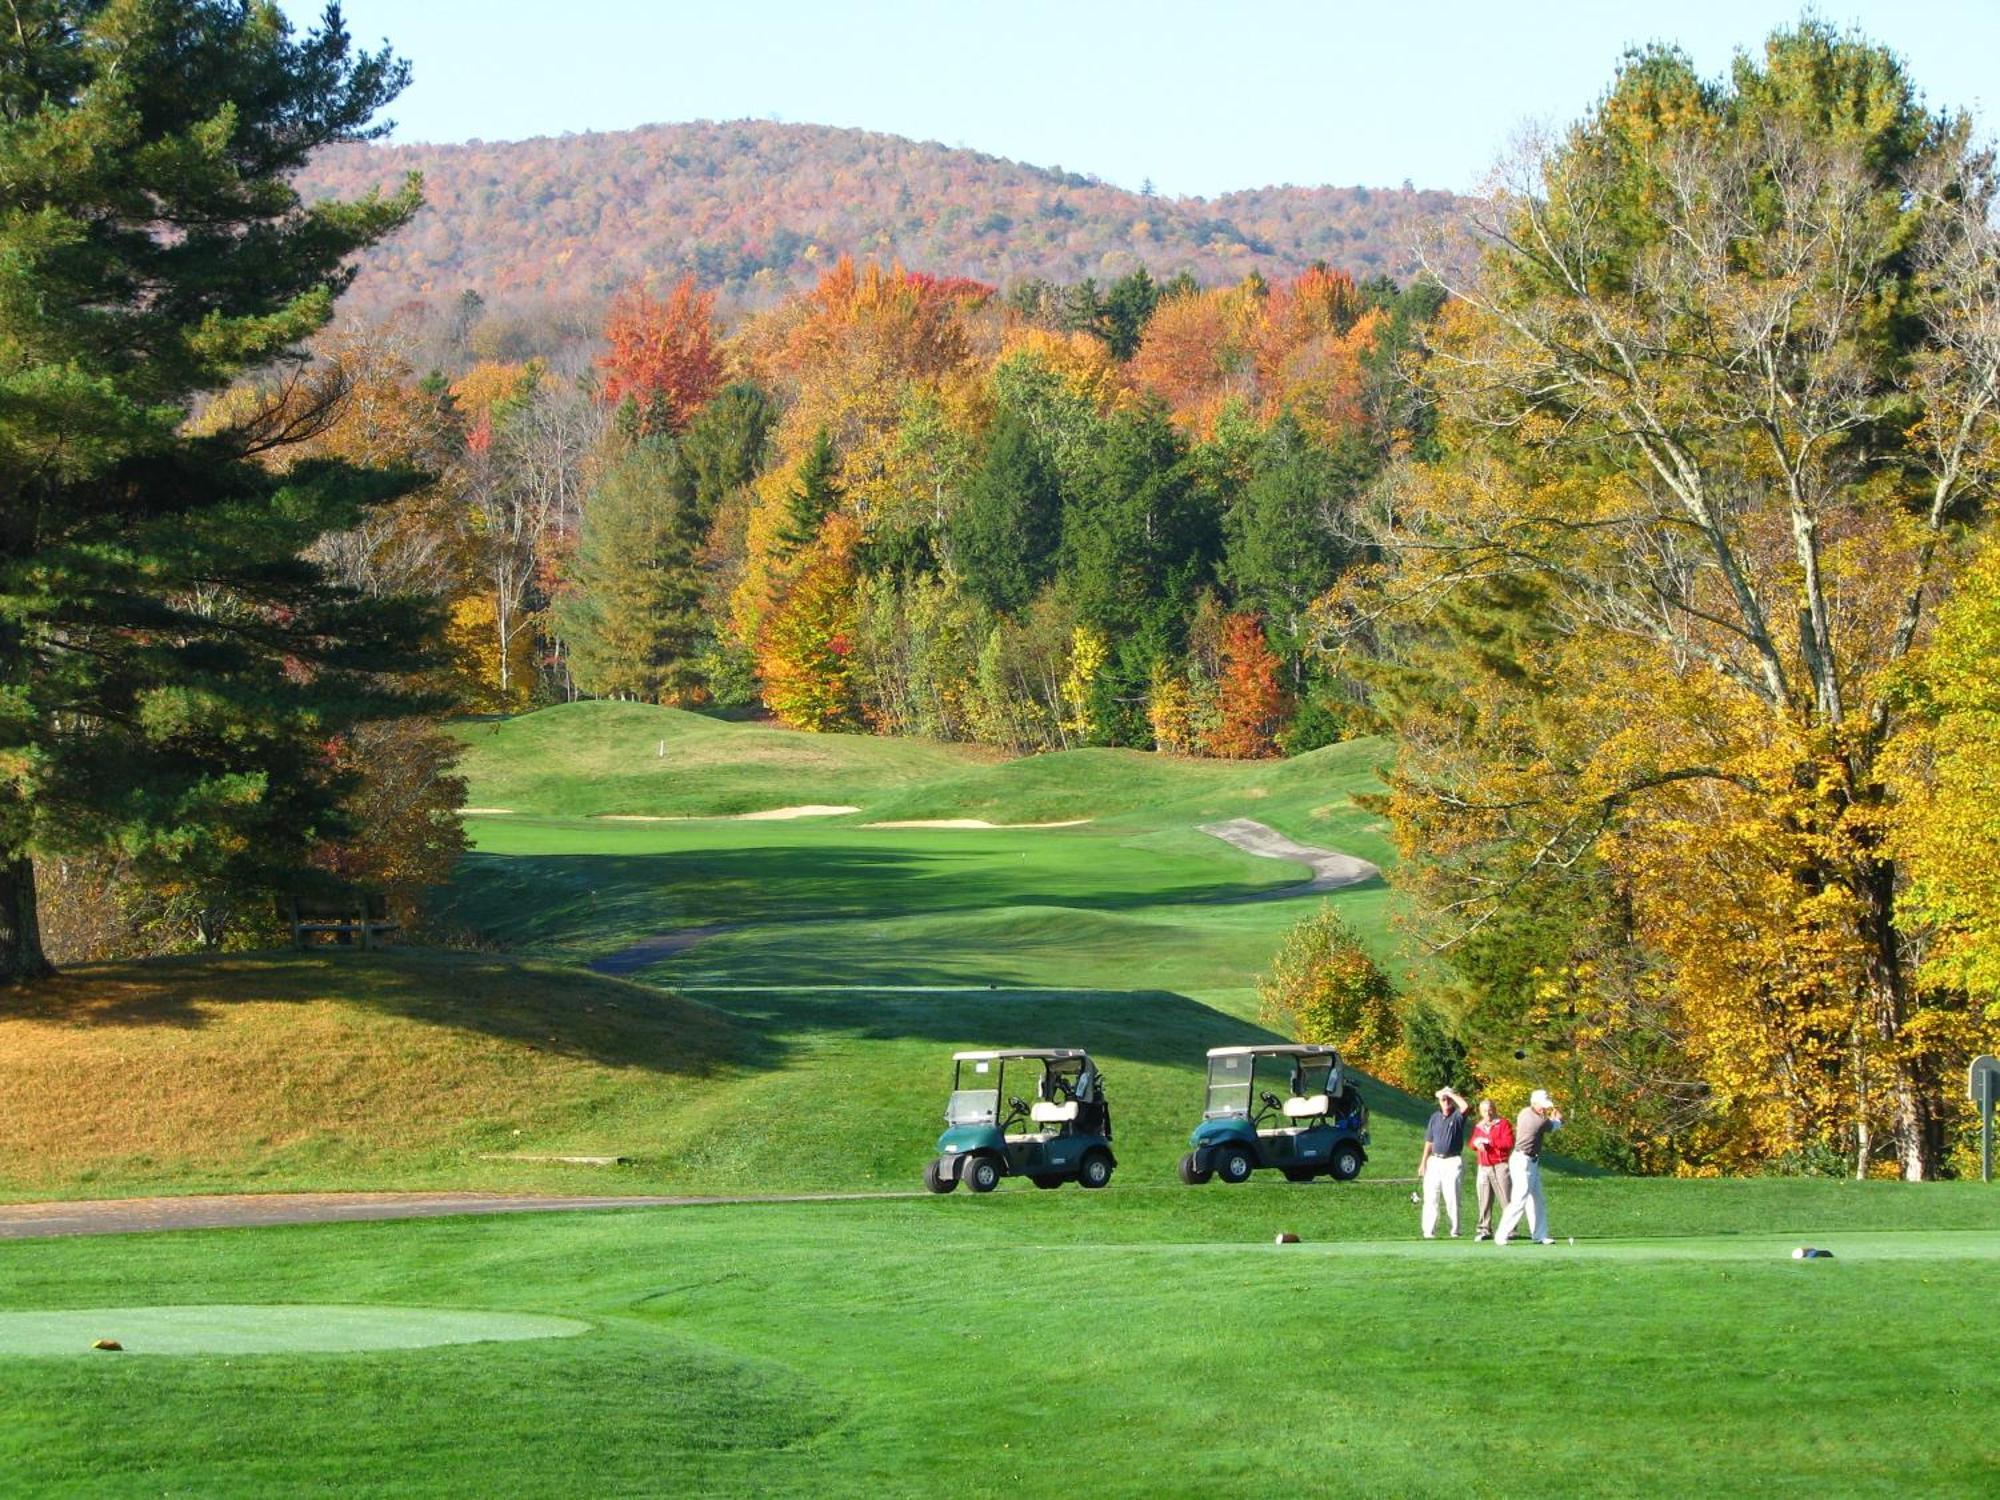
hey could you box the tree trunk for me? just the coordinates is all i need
[1852,1016,1871,1181]
[1858,860,1935,1181]
[0,855,54,985]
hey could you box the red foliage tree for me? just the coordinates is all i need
[598,274,724,433]
[1205,613,1288,759]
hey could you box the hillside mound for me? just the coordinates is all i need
[0,952,747,1199]
[452,701,984,818]
[294,120,1463,318]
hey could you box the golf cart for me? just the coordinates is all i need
[1178,1044,1369,1185]
[922,1048,1116,1193]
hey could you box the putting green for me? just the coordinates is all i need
[0,1304,588,1356]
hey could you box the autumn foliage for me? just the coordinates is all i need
[757,514,865,731]
[598,275,724,433]
[1205,614,1287,759]
[1259,905,1405,1083]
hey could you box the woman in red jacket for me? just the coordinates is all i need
[1470,1098,1513,1241]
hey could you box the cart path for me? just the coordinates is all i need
[0,1189,932,1241]
[0,1178,1428,1241]
[1198,818,1381,896]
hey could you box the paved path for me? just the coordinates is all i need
[1199,818,1380,896]
[0,1190,919,1241]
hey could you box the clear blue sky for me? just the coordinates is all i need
[281,1,2000,198]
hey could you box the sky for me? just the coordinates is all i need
[280,1,2000,198]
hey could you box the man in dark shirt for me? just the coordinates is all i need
[1416,1087,1469,1238]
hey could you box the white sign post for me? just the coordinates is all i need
[1971,1056,2000,1184]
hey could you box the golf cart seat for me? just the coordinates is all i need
[1030,1100,1078,1124]
[1283,1093,1329,1119]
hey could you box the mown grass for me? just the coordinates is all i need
[0,950,1432,1199]
[0,708,1420,1199]
[11,705,1998,1494]
[449,701,986,818]
[446,703,1403,993]
[1,1185,1994,1496]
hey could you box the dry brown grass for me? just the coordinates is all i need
[0,950,749,1198]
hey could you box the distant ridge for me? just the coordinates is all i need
[293,119,1463,316]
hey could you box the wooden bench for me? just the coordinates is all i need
[283,894,400,951]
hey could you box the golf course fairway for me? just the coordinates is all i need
[8,704,1997,1495]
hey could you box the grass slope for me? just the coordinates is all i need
[2,1187,1995,1495]
[0,951,1428,1199]
[450,701,986,818]
[448,703,1402,1001]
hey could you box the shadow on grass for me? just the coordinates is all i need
[688,984,1431,1135]
[446,841,1299,952]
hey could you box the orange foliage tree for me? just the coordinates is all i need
[598,274,724,434]
[1205,614,1287,758]
[757,515,865,731]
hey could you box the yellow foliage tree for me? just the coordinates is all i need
[1258,905,1405,1084]
[1336,29,2000,1178]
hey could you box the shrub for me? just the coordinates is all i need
[1258,905,1402,1079]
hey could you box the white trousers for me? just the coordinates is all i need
[1421,1154,1463,1237]
[1494,1152,1548,1244]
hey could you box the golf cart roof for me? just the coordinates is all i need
[1206,1044,1340,1060]
[951,1048,1090,1063]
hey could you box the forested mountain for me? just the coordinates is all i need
[293,119,1462,321]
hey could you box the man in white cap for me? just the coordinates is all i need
[1416,1086,1469,1238]
[1493,1089,1562,1246]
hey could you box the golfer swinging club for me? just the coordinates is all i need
[1493,1089,1562,1246]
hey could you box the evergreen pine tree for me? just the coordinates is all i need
[950,416,1061,614]
[556,440,706,703]
[1224,413,1365,660]
[775,428,843,555]
[1060,402,1220,743]
[0,3,427,980]
[1101,269,1161,360]
[678,384,775,538]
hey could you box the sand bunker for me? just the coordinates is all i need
[0,1305,588,1356]
[597,805,859,822]
[457,807,514,816]
[1200,818,1380,894]
[864,817,1093,830]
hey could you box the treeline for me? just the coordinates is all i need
[314,259,1441,761]
[1330,25,2000,1183]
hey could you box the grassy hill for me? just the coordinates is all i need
[0,950,1424,1200]
[448,702,1401,1001]
[294,119,1463,323]
[450,702,988,818]
[7,707,1415,1199]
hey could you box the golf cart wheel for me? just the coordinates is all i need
[963,1154,1003,1194]
[1030,1174,1065,1189]
[1216,1146,1255,1185]
[1281,1167,1316,1184]
[1077,1150,1114,1189]
[922,1157,957,1195]
[1177,1152,1213,1186]
[1328,1142,1365,1182]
